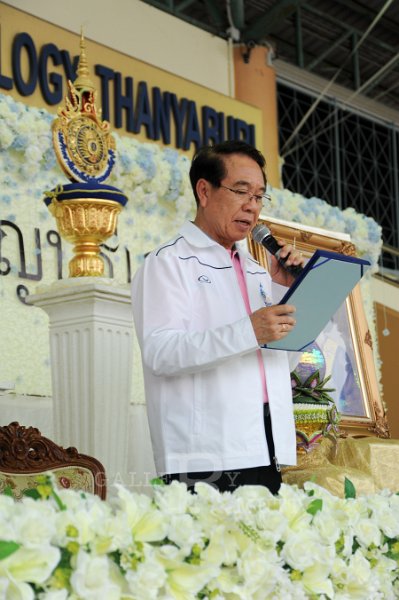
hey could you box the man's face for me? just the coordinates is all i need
[194,153,266,249]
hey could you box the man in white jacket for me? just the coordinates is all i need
[132,141,304,494]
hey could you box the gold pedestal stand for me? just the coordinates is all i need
[49,197,122,277]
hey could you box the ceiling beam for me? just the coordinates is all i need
[357,52,399,95]
[374,78,399,102]
[307,30,352,71]
[304,3,397,55]
[331,0,399,39]
[202,0,224,30]
[242,0,305,42]
[176,0,197,12]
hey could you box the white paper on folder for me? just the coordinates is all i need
[264,249,370,351]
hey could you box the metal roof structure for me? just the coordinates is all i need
[141,0,399,114]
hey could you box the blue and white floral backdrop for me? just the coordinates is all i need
[0,93,383,403]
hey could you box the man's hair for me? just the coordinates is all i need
[189,140,267,205]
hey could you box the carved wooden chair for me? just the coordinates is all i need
[0,422,106,500]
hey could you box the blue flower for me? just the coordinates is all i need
[163,148,179,165]
[42,148,57,170]
[300,201,317,216]
[120,152,134,172]
[136,147,156,179]
[344,218,358,234]
[165,165,182,201]
[367,219,382,243]
[11,134,29,151]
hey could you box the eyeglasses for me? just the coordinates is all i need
[219,185,271,207]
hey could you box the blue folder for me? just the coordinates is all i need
[264,249,371,351]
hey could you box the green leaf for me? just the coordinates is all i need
[150,477,165,486]
[2,486,14,498]
[0,541,20,560]
[306,498,323,516]
[51,489,67,511]
[344,477,356,499]
[23,488,41,500]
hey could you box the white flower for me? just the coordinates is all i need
[0,578,10,596]
[366,494,399,538]
[312,508,342,545]
[276,484,312,534]
[11,499,57,547]
[161,559,219,600]
[253,507,288,544]
[70,549,124,600]
[236,544,284,597]
[301,563,334,597]
[0,121,14,149]
[167,514,203,554]
[232,483,273,505]
[125,548,167,600]
[113,484,168,542]
[0,578,34,600]
[353,517,382,548]
[281,530,334,571]
[0,545,60,587]
[201,525,242,567]
[153,480,192,515]
[25,145,45,164]
[370,553,398,598]
[331,550,373,598]
[37,591,69,600]
[54,493,113,547]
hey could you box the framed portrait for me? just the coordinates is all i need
[247,215,389,439]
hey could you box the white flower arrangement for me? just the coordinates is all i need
[266,189,383,272]
[0,92,382,270]
[1,477,398,599]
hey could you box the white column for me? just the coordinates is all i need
[29,278,133,488]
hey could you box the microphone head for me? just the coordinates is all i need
[252,223,271,244]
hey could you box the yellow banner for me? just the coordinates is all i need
[0,3,263,155]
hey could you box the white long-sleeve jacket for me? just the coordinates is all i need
[131,221,297,474]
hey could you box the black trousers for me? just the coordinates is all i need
[162,403,282,494]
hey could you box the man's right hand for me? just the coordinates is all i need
[250,304,296,345]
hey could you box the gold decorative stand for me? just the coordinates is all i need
[49,197,122,277]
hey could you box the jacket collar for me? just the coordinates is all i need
[180,221,254,263]
[179,221,218,248]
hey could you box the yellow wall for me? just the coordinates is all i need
[3,0,232,96]
[0,3,264,156]
[234,46,280,187]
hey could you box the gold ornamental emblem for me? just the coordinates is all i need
[53,108,115,183]
[52,33,115,183]
[66,115,106,170]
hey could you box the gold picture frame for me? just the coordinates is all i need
[247,216,389,439]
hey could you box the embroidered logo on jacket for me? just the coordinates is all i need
[259,282,273,306]
[198,275,211,283]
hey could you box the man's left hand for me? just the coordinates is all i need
[269,241,306,287]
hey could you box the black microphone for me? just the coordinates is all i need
[252,224,304,279]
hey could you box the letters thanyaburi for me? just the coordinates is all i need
[1,32,256,150]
